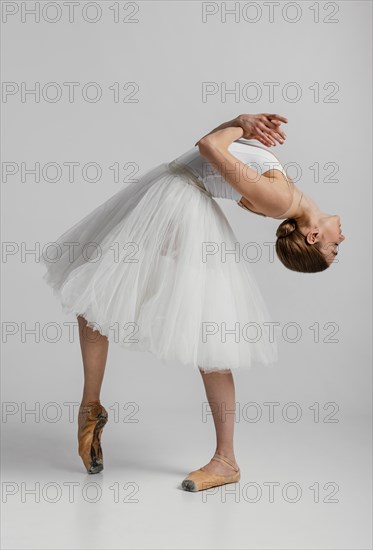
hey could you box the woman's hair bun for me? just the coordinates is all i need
[276,218,296,238]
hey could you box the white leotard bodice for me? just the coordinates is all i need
[170,138,288,202]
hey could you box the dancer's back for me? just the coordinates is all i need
[171,138,289,204]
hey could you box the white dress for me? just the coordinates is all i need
[40,139,284,372]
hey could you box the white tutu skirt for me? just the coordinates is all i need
[40,161,278,372]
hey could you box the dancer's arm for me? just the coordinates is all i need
[198,127,292,217]
[196,113,287,147]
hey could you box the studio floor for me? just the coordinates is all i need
[2,405,371,550]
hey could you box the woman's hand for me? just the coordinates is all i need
[195,113,288,148]
[236,113,288,146]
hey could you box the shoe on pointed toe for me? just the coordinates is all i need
[181,452,240,492]
[77,400,108,474]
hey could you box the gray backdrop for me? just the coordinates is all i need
[2,1,372,549]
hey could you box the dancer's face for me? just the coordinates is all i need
[308,214,345,264]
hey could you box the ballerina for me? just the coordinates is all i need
[39,113,345,491]
[196,113,345,272]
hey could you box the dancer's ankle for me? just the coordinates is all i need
[215,448,236,461]
[80,396,101,406]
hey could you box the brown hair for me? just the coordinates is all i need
[275,219,329,273]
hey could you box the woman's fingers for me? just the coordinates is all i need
[268,128,286,143]
[258,136,272,147]
[266,113,288,124]
[257,128,276,146]
[256,129,271,146]
[259,123,283,145]
[263,117,287,139]
[263,121,286,140]
[258,128,285,146]
[259,138,273,147]
[266,121,286,140]
[261,118,279,130]
[236,113,288,146]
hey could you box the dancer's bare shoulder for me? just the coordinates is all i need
[238,169,297,219]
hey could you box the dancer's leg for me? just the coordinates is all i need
[197,368,239,475]
[77,315,109,405]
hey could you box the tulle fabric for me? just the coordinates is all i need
[40,161,278,372]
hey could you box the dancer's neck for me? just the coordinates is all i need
[292,193,326,235]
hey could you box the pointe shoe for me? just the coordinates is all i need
[181,452,240,492]
[78,400,108,474]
